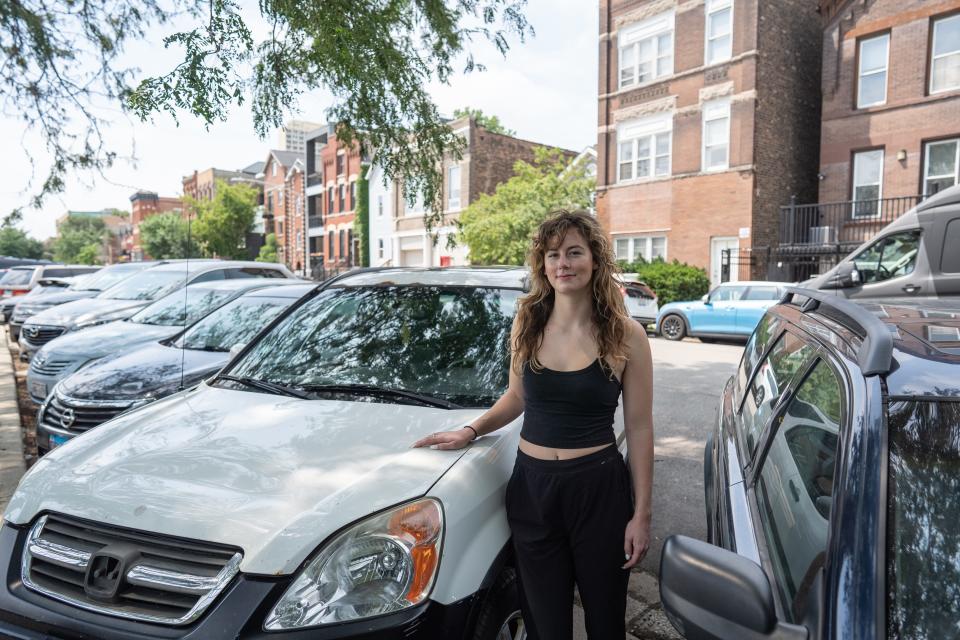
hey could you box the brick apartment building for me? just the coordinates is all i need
[597,0,822,284]
[262,150,308,274]
[370,115,575,268]
[127,191,184,260]
[56,210,133,263]
[182,164,267,259]
[303,125,365,276]
[775,0,960,279]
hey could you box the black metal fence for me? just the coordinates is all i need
[778,195,922,252]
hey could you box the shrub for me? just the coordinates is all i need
[619,258,710,306]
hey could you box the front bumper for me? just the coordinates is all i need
[0,523,476,639]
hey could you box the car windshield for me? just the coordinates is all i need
[176,296,292,352]
[129,288,237,326]
[0,268,36,286]
[886,400,960,639]
[97,270,188,301]
[71,265,145,292]
[226,285,520,408]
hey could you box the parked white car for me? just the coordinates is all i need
[1,267,624,639]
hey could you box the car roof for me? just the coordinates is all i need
[776,293,960,398]
[716,280,790,287]
[239,283,316,299]
[178,278,296,293]
[333,266,529,289]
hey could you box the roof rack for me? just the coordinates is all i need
[782,287,893,376]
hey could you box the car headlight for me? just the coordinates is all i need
[264,498,443,630]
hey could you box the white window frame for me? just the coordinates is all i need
[618,11,675,89]
[857,33,889,108]
[447,164,462,211]
[613,235,668,262]
[705,0,733,65]
[852,149,884,219]
[923,138,960,196]
[616,113,673,183]
[702,98,731,172]
[930,14,960,94]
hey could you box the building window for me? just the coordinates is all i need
[705,0,733,65]
[272,161,277,177]
[924,138,960,196]
[378,195,384,217]
[267,193,273,214]
[406,189,424,215]
[328,230,335,257]
[338,184,345,212]
[931,14,960,94]
[378,238,384,259]
[613,236,668,262]
[350,181,356,210]
[447,165,462,211]
[339,229,345,259]
[618,11,674,89]
[327,187,334,214]
[702,98,730,172]
[336,153,345,176]
[857,33,889,108]
[617,113,673,182]
[852,149,884,218]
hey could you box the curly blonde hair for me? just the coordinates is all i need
[512,209,631,376]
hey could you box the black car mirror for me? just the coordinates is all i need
[659,535,807,640]
[826,262,860,289]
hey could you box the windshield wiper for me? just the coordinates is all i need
[217,375,310,399]
[185,345,229,352]
[298,384,461,409]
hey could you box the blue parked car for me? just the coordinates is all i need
[656,281,790,342]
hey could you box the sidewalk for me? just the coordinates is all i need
[0,329,25,514]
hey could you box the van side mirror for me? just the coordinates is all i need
[826,262,860,289]
[229,343,247,359]
[659,536,807,640]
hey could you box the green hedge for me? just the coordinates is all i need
[619,258,710,306]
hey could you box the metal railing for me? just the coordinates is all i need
[778,195,923,252]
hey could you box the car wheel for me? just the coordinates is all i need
[473,567,527,640]
[660,315,686,341]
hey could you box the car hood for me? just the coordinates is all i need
[25,298,147,328]
[58,342,225,401]
[5,384,481,575]
[35,321,179,362]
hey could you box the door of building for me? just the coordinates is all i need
[711,237,740,286]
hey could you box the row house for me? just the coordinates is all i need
[182,163,267,259]
[368,115,574,267]
[597,0,822,284]
[776,0,960,279]
[127,191,184,261]
[262,150,307,274]
[303,125,365,277]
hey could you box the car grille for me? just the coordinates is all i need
[22,514,242,625]
[40,394,132,434]
[29,356,78,377]
[21,325,65,347]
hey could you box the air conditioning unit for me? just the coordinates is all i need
[809,226,834,244]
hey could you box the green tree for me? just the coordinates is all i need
[190,180,257,259]
[4,1,532,229]
[619,258,711,306]
[257,233,279,263]
[459,147,593,265]
[54,216,107,263]
[355,166,370,267]
[452,107,516,136]
[139,212,200,259]
[74,243,102,265]
[0,227,44,259]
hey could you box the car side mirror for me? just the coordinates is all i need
[702,294,711,305]
[229,343,247,359]
[659,536,807,640]
[827,262,860,289]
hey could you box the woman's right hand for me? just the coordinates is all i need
[411,428,475,450]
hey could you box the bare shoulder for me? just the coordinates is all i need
[625,318,651,358]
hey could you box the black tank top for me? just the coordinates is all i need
[520,359,622,448]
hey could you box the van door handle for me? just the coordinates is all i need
[902,284,921,294]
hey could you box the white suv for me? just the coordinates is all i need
[1,267,627,639]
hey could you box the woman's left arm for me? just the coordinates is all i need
[621,320,654,569]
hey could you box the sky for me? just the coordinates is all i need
[0,1,599,241]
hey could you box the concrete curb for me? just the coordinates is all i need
[0,329,25,514]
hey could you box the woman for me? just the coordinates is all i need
[413,209,653,639]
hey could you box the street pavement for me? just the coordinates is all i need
[0,330,24,513]
[574,336,744,640]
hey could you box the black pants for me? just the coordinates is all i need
[505,446,633,640]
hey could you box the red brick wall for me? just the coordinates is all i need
[317,134,362,267]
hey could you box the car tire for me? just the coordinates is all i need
[472,567,527,640]
[660,314,686,341]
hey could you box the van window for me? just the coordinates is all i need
[852,231,921,283]
[42,268,75,278]
[737,314,781,406]
[0,268,37,286]
[942,218,960,274]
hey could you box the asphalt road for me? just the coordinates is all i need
[574,336,745,640]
